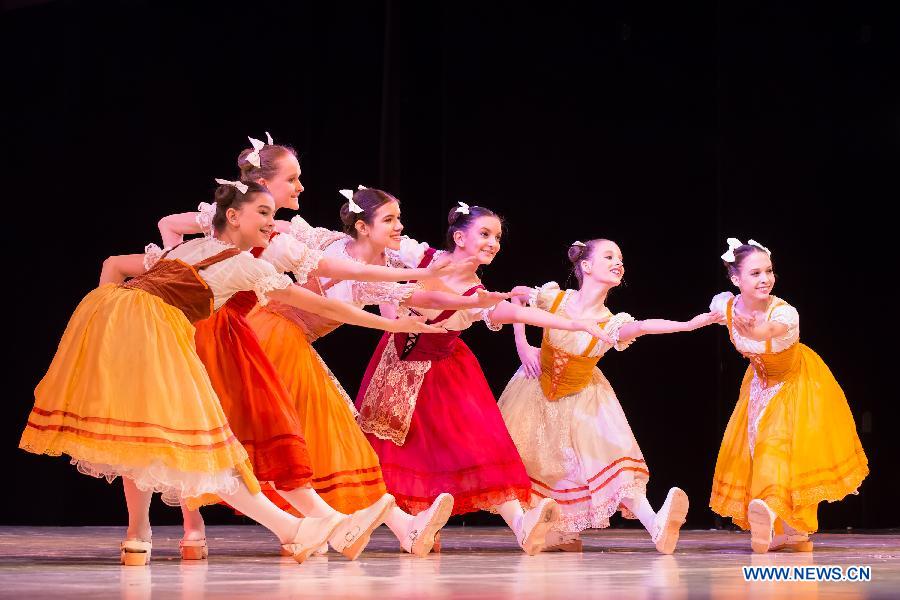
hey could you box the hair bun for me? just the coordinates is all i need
[567,243,586,263]
[339,203,355,226]
[214,184,238,206]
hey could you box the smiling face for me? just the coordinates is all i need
[257,153,304,211]
[731,249,775,301]
[224,192,277,249]
[453,215,502,265]
[356,200,404,251]
[581,239,625,287]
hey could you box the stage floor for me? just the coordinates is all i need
[1,526,897,599]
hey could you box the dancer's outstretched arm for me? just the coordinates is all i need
[404,289,509,311]
[314,254,480,284]
[488,300,613,343]
[267,285,444,335]
[617,312,721,343]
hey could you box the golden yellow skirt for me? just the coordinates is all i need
[19,284,260,508]
[710,344,868,533]
[248,307,388,514]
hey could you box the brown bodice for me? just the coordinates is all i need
[123,247,241,323]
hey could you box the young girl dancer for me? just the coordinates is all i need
[154,138,474,560]
[249,187,508,557]
[498,239,719,554]
[709,238,869,553]
[354,204,613,555]
[19,182,440,565]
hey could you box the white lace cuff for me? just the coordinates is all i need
[143,243,166,271]
[482,307,503,331]
[253,273,293,306]
[604,313,636,351]
[196,202,217,237]
[352,281,421,307]
[529,281,561,309]
[291,247,324,285]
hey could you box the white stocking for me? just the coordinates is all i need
[384,505,413,540]
[621,493,657,533]
[122,478,153,541]
[496,500,525,532]
[220,482,301,544]
[180,503,206,540]
[275,486,343,518]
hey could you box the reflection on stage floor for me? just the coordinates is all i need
[1,526,897,599]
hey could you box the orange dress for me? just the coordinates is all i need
[192,232,326,491]
[247,227,417,513]
[708,293,869,533]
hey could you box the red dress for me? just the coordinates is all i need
[193,239,314,491]
[355,292,532,516]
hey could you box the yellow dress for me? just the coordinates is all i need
[709,292,868,533]
[19,238,293,508]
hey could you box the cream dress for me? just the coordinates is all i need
[498,283,649,532]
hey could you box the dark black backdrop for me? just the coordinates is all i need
[4,0,897,530]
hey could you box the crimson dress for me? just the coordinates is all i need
[355,248,532,515]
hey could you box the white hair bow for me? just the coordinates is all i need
[456,201,470,215]
[748,239,771,256]
[215,178,249,194]
[572,241,586,247]
[721,237,772,262]
[339,189,364,213]
[196,201,218,236]
[246,136,266,168]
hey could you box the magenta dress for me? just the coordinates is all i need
[354,247,531,516]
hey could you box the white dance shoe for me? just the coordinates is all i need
[329,493,396,560]
[651,487,689,554]
[516,498,561,555]
[747,499,777,553]
[400,493,454,557]
[282,513,348,564]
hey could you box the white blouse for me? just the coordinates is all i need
[258,233,324,285]
[144,238,293,310]
[710,291,799,354]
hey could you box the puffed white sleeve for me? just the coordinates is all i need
[604,312,637,351]
[770,303,800,346]
[259,234,325,285]
[385,236,430,268]
[528,281,562,311]
[143,243,166,271]
[709,291,734,314]
[289,215,348,250]
[229,254,294,307]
